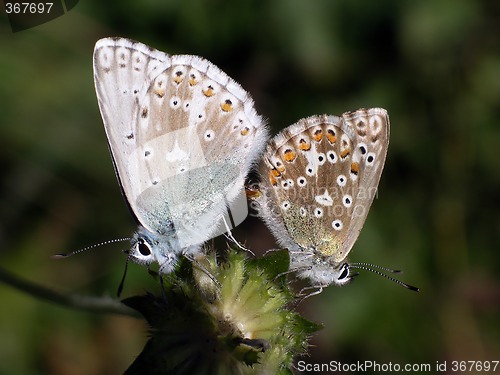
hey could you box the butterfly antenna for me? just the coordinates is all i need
[349,263,420,292]
[351,262,403,274]
[51,238,131,259]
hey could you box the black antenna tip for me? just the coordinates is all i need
[51,253,69,259]
[406,284,420,292]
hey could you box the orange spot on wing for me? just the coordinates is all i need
[240,127,250,136]
[269,170,278,186]
[154,89,165,98]
[245,186,262,199]
[283,149,296,162]
[298,139,311,151]
[326,129,336,144]
[173,71,183,84]
[350,162,359,175]
[203,86,214,97]
[189,74,198,86]
[340,148,350,158]
[312,129,323,142]
[221,99,233,112]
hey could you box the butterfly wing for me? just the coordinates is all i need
[259,108,389,264]
[93,38,267,246]
[337,108,390,260]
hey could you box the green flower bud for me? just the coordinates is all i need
[123,249,321,375]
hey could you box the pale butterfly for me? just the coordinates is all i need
[254,108,418,292]
[93,37,268,274]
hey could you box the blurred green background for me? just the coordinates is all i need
[1,0,499,374]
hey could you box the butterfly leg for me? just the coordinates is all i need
[183,253,222,290]
[221,214,255,256]
[296,285,325,302]
[158,273,168,302]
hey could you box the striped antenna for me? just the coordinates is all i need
[51,238,131,259]
[349,263,419,292]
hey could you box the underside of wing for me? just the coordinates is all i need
[259,109,389,264]
[93,38,267,238]
[337,108,390,258]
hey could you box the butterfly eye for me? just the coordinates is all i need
[338,264,350,280]
[138,241,151,256]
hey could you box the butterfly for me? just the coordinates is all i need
[93,37,268,274]
[254,109,417,292]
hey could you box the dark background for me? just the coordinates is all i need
[1,1,499,374]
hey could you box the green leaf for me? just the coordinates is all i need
[247,249,290,279]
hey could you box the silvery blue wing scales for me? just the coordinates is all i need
[93,37,267,274]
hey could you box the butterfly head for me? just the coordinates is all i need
[296,253,355,287]
[129,226,180,274]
